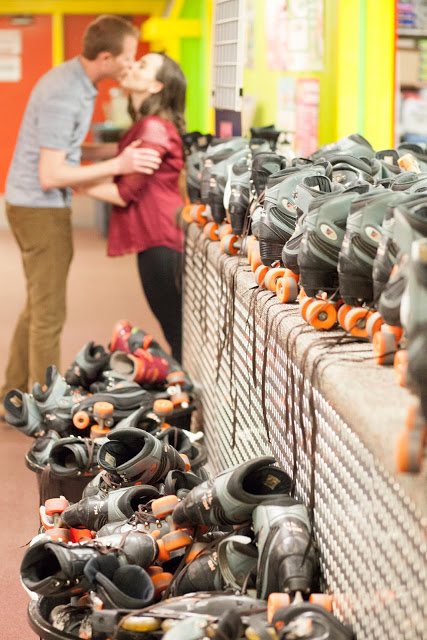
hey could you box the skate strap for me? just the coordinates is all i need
[217,535,252,591]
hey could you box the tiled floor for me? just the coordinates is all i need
[0,227,170,639]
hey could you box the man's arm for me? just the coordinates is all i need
[80,142,119,163]
[77,178,126,207]
[39,142,161,191]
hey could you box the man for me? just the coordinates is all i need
[0,15,160,410]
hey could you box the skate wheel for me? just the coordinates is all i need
[69,528,93,543]
[276,275,299,303]
[152,494,179,519]
[299,296,314,322]
[73,410,90,429]
[366,311,384,338]
[267,593,291,623]
[309,593,333,611]
[182,204,194,223]
[393,350,408,387]
[186,542,208,563]
[221,233,240,255]
[147,565,163,576]
[372,329,397,365]
[382,323,404,343]
[44,497,70,516]
[110,320,132,352]
[162,528,192,552]
[203,221,219,241]
[246,237,258,263]
[344,307,372,338]
[396,404,426,473]
[153,399,174,416]
[166,371,186,386]
[122,616,162,632]
[337,304,352,330]
[306,300,337,330]
[90,424,110,439]
[170,392,190,407]
[192,205,207,226]
[151,571,174,599]
[254,264,269,287]
[45,527,70,543]
[219,223,232,240]
[264,267,286,293]
[251,247,262,272]
[93,401,114,418]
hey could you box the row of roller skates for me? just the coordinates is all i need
[23,455,354,639]
[3,320,202,487]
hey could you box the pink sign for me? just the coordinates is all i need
[295,78,319,158]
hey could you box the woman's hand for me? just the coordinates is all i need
[115,141,161,175]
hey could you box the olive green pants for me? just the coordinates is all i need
[1,203,73,398]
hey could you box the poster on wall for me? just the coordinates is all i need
[245,0,255,69]
[295,77,319,158]
[277,76,296,138]
[0,29,22,81]
[265,0,324,72]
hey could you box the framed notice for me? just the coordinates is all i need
[0,30,22,81]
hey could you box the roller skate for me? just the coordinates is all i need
[374,197,427,364]
[252,496,332,630]
[250,124,283,149]
[60,484,161,531]
[375,149,402,180]
[220,152,252,255]
[298,192,360,330]
[172,456,292,528]
[337,190,406,338]
[25,430,61,472]
[4,389,44,437]
[47,432,107,478]
[398,141,427,172]
[396,238,427,472]
[109,349,169,386]
[271,602,355,639]
[64,341,110,390]
[309,133,375,161]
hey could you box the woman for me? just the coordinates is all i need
[81,52,186,361]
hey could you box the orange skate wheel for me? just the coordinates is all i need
[73,411,90,430]
[93,401,114,419]
[382,323,404,343]
[147,566,163,576]
[166,371,186,386]
[182,205,194,223]
[221,234,240,255]
[152,494,179,519]
[185,542,208,563]
[251,247,262,272]
[309,593,333,611]
[180,454,191,471]
[90,424,110,439]
[264,267,286,293]
[344,307,372,338]
[267,593,291,623]
[162,528,192,552]
[44,497,69,516]
[254,264,269,287]
[45,528,70,543]
[192,205,207,226]
[337,304,352,330]
[219,223,232,240]
[153,399,174,416]
[69,528,93,543]
[151,572,173,599]
[170,392,190,407]
[393,350,408,387]
[283,268,299,283]
[306,300,337,330]
[299,296,314,322]
[396,404,426,473]
[366,311,384,338]
[276,276,298,303]
[203,221,219,241]
[372,329,397,365]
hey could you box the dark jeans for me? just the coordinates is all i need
[137,246,183,363]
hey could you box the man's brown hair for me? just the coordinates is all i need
[82,15,139,60]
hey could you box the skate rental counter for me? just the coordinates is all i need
[181,223,426,640]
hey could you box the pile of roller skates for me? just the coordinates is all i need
[3,320,204,494]
[182,132,427,474]
[22,455,355,639]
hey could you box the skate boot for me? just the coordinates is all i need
[398,142,427,172]
[200,137,248,214]
[48,434,106,478]
[25,430,62,472]
[61,484,161,531]
[109,350,169,386]
[97,427,187,486]
[84,554,155,610]
[64,341,110,390]
[337,191,407,336]
[172,456,292,528]
[221,154,252,255]
[309,133,375,161]
[375,149,402,180]
[298,192,361,329]
[49,603,92,638]
[20,537,96,597]
[4,389,44,437]
[207,147,251,225]
[271,602,355,640]
[390,170,427,194]
[172,533,258,595]
[328,154,375,186]
[252,496,319,605]
[163,469,205,499]
[250,124,282,149]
